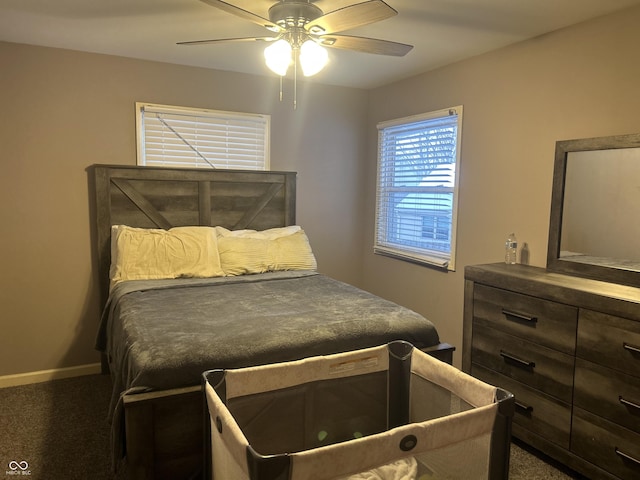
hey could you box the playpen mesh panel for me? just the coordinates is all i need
[403,373,492,479]
[226,371,388,455]
[410,371,475,421]
[410,432,492,480]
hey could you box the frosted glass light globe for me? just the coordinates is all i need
[264,39,292,76]
[300,40,328,76]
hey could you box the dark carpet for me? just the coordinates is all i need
[0,374,583,479]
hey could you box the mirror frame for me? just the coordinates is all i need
[546,132,640,287]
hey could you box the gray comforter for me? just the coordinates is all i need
[98,271,439,396]
[96,271,440,457]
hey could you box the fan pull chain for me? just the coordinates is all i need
[275,52,299,110]
[294,52,298,110]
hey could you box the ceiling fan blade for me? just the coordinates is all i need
[313,0,359,12]
[199,0,282,32]
[319,34,413,56]
[306,0,397,35]
[177,36,277,46]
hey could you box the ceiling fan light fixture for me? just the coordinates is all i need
[264,39,292,76]
[184,0,413,107]
[299,39,328,76]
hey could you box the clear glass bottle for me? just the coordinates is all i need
[505,233,518,264]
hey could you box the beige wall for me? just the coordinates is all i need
[0,42,368,376]
[363,6,640,367]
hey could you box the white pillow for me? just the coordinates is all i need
[110,225,224,286]
[218,230,317,276]
[215,225,301,240]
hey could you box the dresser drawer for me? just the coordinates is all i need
[577,309,640,377]
[471,364,571,448]
[574,358,640,435]
[572,407,640,480]
[471,324,574,402]
[473,284,577,354]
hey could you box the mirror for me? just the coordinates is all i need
[547,132,640,287]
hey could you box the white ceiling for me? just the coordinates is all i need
[2,0,640,89]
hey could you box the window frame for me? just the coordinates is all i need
[135,102,270,170]
[374,106,463,271]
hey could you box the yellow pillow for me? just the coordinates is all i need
[270,231,318,271]
[218,230,317,276]
[110,225,224,285]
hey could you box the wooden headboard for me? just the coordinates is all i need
[91,164,296,304]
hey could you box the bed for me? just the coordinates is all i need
[90,164,454,480]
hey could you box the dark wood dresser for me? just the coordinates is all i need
[463,263,640,480]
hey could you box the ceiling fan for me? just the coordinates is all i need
[178,0,413,78]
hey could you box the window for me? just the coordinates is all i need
[136,103,270,170]
[375,106,463,270]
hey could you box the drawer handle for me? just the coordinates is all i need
[500,350,536,369]
[615,448,640,467]
[501,309,538,324]
[619,396,640,412]
[623,342,640,355]
[514,401,533,414]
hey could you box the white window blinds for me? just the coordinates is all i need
[375,106,463,270]
[136,103,270,170]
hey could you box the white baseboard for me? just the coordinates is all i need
[0,363,102,389]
